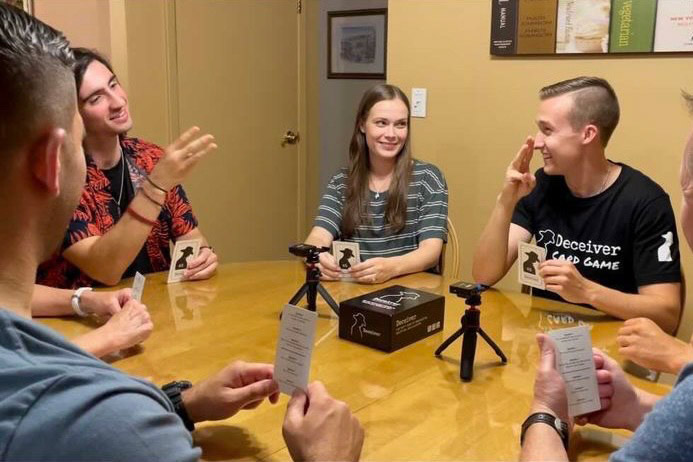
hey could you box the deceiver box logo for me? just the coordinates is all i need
[339,285,445,352]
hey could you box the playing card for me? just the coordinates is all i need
[274,304,317,395]
[548,326,601,416]
[518,241,546,290]
[167,239,202,283]
[132,272,145,302]
[332,240,360,282]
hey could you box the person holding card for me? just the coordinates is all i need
[32,284,153,358]
[36,48,219,290]
[0,6,363,461]
[305,84,448,284]
[473,77,681,334]
[521,334,693,461]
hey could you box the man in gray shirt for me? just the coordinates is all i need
[0,4,363,461]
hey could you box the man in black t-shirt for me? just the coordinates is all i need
[473,76,681,334]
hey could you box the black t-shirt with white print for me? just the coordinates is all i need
[512,163,681,304]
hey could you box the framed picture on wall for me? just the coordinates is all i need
[1,0,32,13]
[328,8,387,79]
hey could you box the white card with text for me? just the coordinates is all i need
[548,326,601,416]
[132,272,146,302]
[518,241,546,290]
[167,239,201,284]
[274,304,317,395]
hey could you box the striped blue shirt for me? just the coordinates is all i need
[315,160,448,261]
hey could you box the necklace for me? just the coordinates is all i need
[369,175,390,199]
[597,161,612,196]
[115,145,125,207]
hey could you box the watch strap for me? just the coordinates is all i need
[162,380,195,431]
[520,412,569,450]
[71,287,93,317]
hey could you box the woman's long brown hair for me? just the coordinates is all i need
[341,84,413,238]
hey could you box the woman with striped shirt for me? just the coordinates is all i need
[305,84,448,284]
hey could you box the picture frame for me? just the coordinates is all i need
[2,0,33,14]
[328,8,387,79]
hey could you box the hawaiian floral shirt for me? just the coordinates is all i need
[37,137,198,289]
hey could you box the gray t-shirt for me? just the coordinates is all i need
[610,362,693,461]
[0,309,201,461]
[315,160,448,260]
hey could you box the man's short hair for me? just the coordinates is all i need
[0,3,75,155]
[540,76,620,147]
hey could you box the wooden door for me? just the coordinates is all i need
[175,0,300,261]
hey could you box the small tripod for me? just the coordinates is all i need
[288,244,339,316]
[434,283,507,382]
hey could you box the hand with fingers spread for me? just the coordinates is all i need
[182,361,280,423]
[80,288,132,317]
[350,257,396,284]
[501,136,537,206]
[538,259,594,304]
[99,300,153,351]
[617,317,693,375]
[149,126,217,192]
[316,252,340,281]
[282,381,364,462]
[183,246,218,281]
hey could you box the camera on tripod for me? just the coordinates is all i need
[287,243,339,316]
[449,281,488,299]
[289,243,330,263]
[435,280,506,382]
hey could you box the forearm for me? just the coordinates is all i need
[64,190,164,285]
[179,227,209,246]
[388,239,442,277]
[585,283,680,334]
[472,196,516,285]
[519,424,569,462]
[72,327,117,358]
[681,195,693,252]
[31,284,73,317]
[304,227,333,248]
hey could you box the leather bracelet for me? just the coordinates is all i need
[71,287,93,317]
[139,187,164,207]
[520,412,569,450]
[126,206,158,227]
[145,176,168,193]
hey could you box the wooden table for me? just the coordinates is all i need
[39,262,671,461]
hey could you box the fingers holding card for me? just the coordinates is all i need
[332,241,360,282]
[518,241,546,290]
[168,239,202,283]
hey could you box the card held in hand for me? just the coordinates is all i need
[167,239,202,284]
[332,240,360,282]
[518,241,546,290]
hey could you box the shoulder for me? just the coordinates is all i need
[411,160,447,189]
[326,168,349,189]
[618,163,668,198]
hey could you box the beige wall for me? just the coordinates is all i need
[34,0,111,57]
[387,0,693,340]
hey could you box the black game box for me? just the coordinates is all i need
[339,285,445,352]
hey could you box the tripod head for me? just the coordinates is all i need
[289,243,331,264]
[449,281,488,307]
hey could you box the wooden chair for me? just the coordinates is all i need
[438,216,460,279]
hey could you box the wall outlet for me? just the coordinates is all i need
[411,88,427,118]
